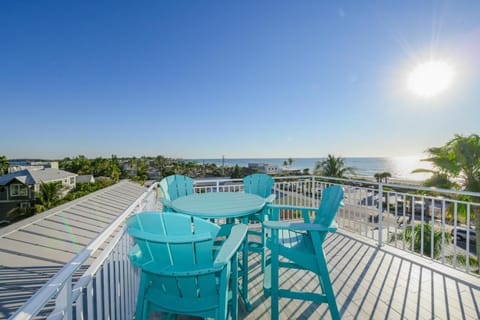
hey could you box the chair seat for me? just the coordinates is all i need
[269,229,311,250]
[266,231,318,272]
[146,287,220,316]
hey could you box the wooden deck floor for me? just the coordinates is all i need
[235,230,480,320]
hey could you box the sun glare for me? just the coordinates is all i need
[407,60,453,97]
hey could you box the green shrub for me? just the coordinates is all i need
[391,223,452,259]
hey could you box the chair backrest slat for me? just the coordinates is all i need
[244,173,274,198]
[314,185,344,226]
[159,175,194,201]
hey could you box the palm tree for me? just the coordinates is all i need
[382,172,391,183]
[287,158,294,167]
[231,165,242,178]
[36,182,63,211]
[314,154,355,178]
[413,133,480,268]
[374,172,392,183]
[0,155,9,175]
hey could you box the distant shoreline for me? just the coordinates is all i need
[191,157,431,183]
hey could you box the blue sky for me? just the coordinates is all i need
[1,1,479,159]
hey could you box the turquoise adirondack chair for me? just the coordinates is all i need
[243,174,276,269]
[127,211,247,320]
[263,185,344,320]
[159,175,194,211]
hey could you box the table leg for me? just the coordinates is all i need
[240,216,252,311]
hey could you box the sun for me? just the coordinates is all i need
[407,60,453,97]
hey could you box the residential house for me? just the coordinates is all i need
[8,161,59,173]
[280,167,302,175]
[248,163,279,175]
[76,175,95,184]
[120,161,137,176]
[0,168,77,220]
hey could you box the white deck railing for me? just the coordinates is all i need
[9,176,480,319]
[9,183,159,320]
[194,176,480,275]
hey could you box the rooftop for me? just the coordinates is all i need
[0,168,77,186]
[3,177,480,319]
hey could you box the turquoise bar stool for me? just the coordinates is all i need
[127,211,247,320]
[263,185,344,320]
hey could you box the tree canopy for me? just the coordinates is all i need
[413,133,480,192]
[0,155,9,175]
[413,133,480,270]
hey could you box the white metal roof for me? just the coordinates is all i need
[0,180,147,318]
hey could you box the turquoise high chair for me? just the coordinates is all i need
[127,211,247,320]
[263,185,344,320]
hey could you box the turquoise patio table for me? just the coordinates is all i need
[171,192,266,310]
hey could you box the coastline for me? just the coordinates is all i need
[192,157,431,184]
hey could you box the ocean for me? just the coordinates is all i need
[191,157,434,182]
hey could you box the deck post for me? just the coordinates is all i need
[377,183,383,247]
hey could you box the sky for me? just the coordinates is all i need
[1,1,479,160]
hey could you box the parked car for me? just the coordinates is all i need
[451,227,476,243]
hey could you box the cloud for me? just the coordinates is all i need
[338,8,346,18]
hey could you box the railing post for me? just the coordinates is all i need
[56,277,73,320]
[378,183,383,247]
[311,176,315,206]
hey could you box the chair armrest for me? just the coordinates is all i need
[160,197,172,208]
[142,262,224,276]
[263,220,293,230]
[263,220,337,233]
[265,194,276,203]
[289,222,338,233]
[214,224,248,265]
[267,204,316,211]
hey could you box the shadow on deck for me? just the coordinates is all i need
[236,230,480,320]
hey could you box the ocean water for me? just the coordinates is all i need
[191,157,434,182]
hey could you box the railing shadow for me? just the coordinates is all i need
[241,230,479,319]
[330,232,480,320]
